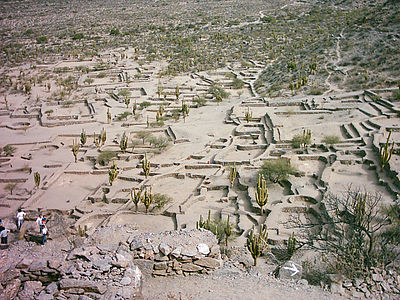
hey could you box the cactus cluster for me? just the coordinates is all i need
[80,129,87,146]
[130,187,143,211]
[72,139,80,163]
[229,165,237,187]
[246,224,269,266]
[379,130,394,168]
[287,232,296,258]
[157,81,163,99]
[245,107,252,123]
[34,171,40,188]
[142,187,154,213]
[108,162,118,186]
[142,153,151,178]
[255,174,268,216]
[120,132,128,153]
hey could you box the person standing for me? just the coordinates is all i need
[36,214,43,233]
[42,224,48,245]
[0,226,10,245]
[16,209,26,230]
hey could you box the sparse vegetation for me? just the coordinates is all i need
[321,135,341,146]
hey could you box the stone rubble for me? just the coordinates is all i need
[128,229,223,276]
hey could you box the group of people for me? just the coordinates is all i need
[0,209,49,246]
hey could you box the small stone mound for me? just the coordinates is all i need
[128,229,222,276]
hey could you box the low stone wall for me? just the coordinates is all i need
[128,229,222,277]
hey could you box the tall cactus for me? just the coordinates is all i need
[80,129,87,146]
[157,81,163,99]
[287,232,297,258]
[181,100,189,123]
[246,224,269,266]
[72,139,80,163]
[142,187,154,213]
[132,100,137,115]
[130,187,143,211]
[34,172,40,188]
[107,108,112,124]
[229,165,237,187]
[379,130,394,168]
[255,174,268,216]
[245,107,252,123]
[120,132,128,153]
[301,129,312,149]
[108,162,118,186]
[142,153,150,178]
[124,96,130,108]
[175,85,181,101]
[224,215,233,247]
[100,128,107,146]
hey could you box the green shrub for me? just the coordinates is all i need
[97,150,117,166]
[72,33,84,40]
[232,78,245,89]
[36,36,48,44]
[259,158,296,183]
[139,101,151,108]
[389,90,400,102]
[152,193,173,210]
[321,135,341,145]
[116,111,131,121]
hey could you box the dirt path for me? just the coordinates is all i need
[141,261,342,300]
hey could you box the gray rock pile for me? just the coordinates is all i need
[0,234,143,300]
[128,229,223,276]
[329,268,400,298]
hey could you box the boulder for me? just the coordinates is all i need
[1,278,21,299]
[181,263,203,272]
[16,257,33,269]
[279,261,302,280]
[59,279,107,294]
[194,257,221,269]
[197,243,210,255]
[159,243,171,256]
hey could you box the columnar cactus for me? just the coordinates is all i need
[130,187,143,211]
[229,165,237,187]
[158,104,165,116]
[287,232,296,258]
[72,139,80,163]
[132,100,137,115]
[4,96,8,110]
[255,174,268,216]
[301,129,312,148]
[142,153,150,178]
[142,187,154,213]
[107,109,112,124]
[379,130,394,168]
[157,81,163,99]
[80,129,87,146]
[224,215,233,247]
[34,172,40,188]
[245,107,252,123]
[181,100,189,123]
[108,162,118,186]
[175,86,181,101]
[246,224,269,266]
[120,132,128,153]
[100,128,106,146]
[124,96,130,108]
